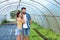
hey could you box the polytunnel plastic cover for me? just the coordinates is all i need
[0,0,60,40]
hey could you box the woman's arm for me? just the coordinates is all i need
[18,18,25,23]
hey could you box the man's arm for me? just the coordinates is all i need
[28,14,32,25]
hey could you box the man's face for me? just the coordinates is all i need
[22,9,26,14]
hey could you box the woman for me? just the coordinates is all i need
[15,11,25,40]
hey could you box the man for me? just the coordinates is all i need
[21,7,32,40]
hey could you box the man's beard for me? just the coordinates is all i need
[22,12,26,14]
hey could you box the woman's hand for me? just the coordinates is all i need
[19,14,25,24]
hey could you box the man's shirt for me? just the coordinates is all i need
[22,13,31,29]
[23,14,28,28]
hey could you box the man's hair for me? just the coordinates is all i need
[21,7,26,10]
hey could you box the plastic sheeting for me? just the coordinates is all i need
[0,0,60,34]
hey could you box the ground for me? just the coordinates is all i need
[0,22,60,40]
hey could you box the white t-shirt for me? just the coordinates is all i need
[23,14,28,28]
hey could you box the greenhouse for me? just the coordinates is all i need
[0,0,60,40]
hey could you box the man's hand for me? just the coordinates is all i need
[30,20,32,25]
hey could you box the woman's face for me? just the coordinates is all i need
[19,13,21,17]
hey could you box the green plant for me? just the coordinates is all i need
[30,22,60,40]
[1,19,10,25]
[10,10,20,19]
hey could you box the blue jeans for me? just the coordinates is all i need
[15,28,22,36]
[23,28,30,36]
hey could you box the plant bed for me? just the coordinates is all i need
[30,22,60,40]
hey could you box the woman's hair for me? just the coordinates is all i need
[16,11,21,18]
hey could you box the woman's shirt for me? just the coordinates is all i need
[17,18,22,30]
